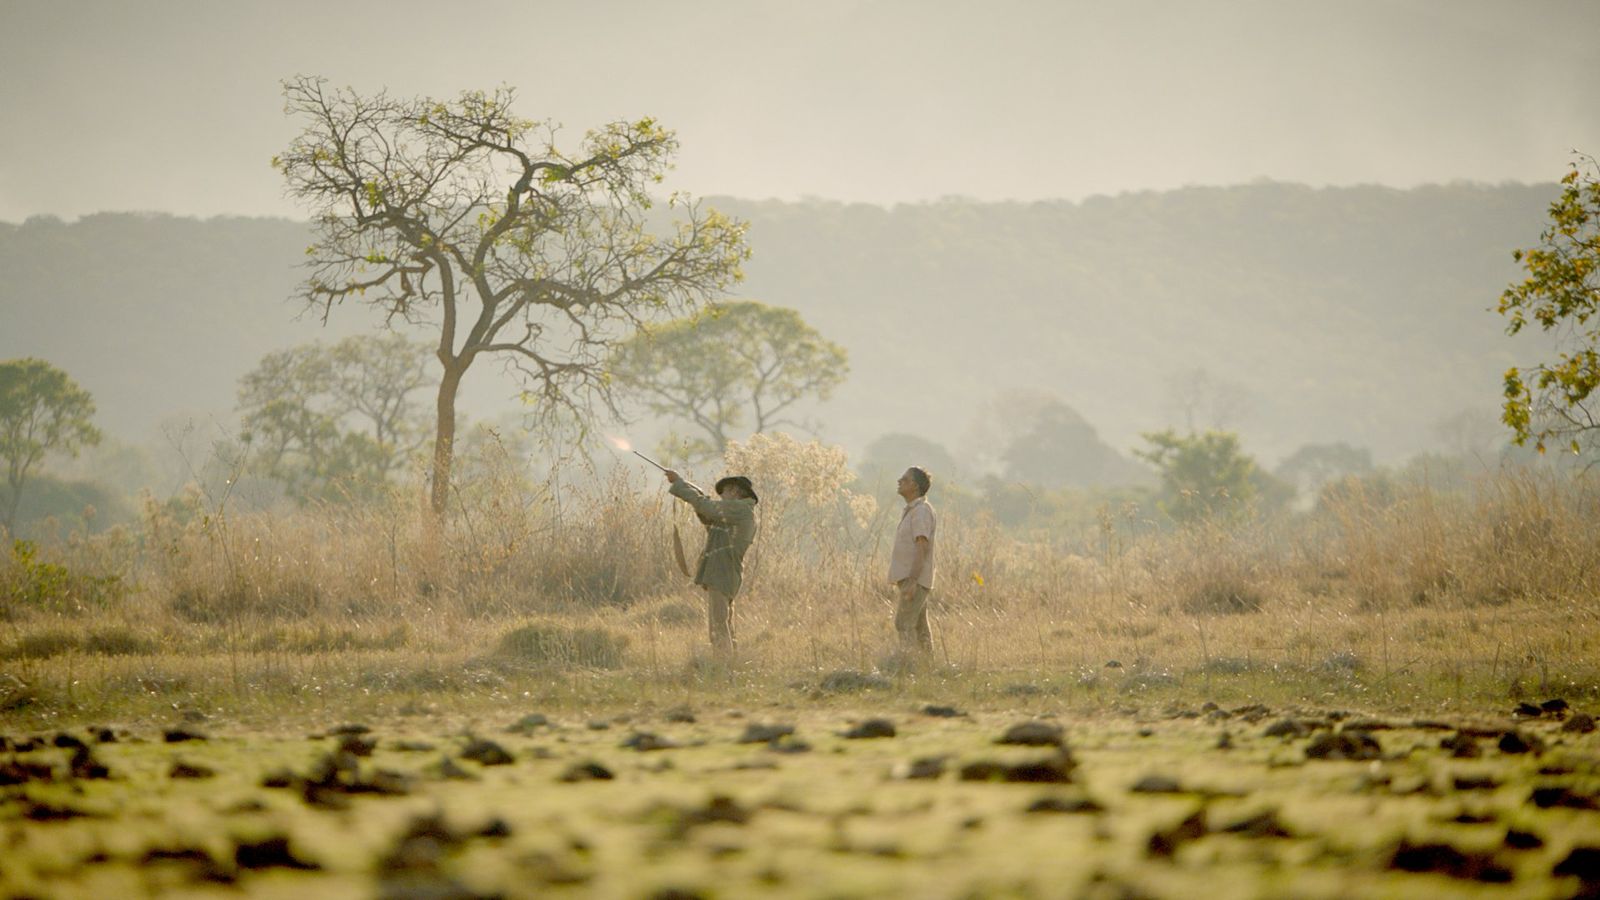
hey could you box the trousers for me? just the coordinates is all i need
[894,580,932,653]
[707,589,735,654]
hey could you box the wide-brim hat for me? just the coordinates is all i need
[715,475,758,504]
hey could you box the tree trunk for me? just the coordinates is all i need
[429,366,464,517]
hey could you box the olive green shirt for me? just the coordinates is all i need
[669,480,757,598]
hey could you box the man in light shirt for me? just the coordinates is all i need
[888,466,937,655]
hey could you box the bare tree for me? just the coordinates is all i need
[275,77,749,514]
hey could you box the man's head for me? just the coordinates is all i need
[715,475,759,504]
[897,466,931,501]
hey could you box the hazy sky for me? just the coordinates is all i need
[2,0,1597,221]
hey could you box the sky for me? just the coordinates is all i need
[1,0,1598,222]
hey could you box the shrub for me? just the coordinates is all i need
[1182,577,1266,615]
[4,629,79,660]
[169,578,320,624]
[83,627,158,656]
[494,622,628,669]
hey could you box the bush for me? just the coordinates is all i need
[169,578,320,624]
[1182,577,1267,615]
[0,540,125,617]
[4,629,80,660]
[494,622,628,669]
[83,627,158,656]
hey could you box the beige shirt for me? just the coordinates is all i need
[888,496,936,589]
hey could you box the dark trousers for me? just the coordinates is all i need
[708,589,735,654]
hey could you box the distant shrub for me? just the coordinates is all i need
[0,540,125,617]
[169,578,320,624]
[494,622,628,669]
[4,629,80,660]
[1182,577,1266,615]
[83,627,157,656]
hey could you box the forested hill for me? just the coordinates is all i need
[0,181,1558,466]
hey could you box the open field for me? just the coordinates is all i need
[3,463,1600,896]
[3,681,1600,899]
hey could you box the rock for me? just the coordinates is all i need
[390,740,436,752]
[1387,839,1512,882]
[1305,731,1381,761]
[1147,809,1206,858]
[1104,660,1123,668]
[1219,809,1293,838]
[621,731,678,751]
[1215,731,1234,750]
[736,723,795,744]
[0,759,54,785]
[337,733,377,757]
[163,728,207,743]
[506,713,550,734]
[1529,786,1600,810]
[1552,846,1600,882]
[1453,774,1499,791]
[1264,719,1314,739]
[668,795,752,837]
[1514,702,1544,718]
[426,756,477,781]
[1504,829,1544,850]
[959,749,1076,783]
[1497,730,1544,755]
[1026,795,1102,814]
[91,727,117,743]
[996,721,1064,746]
[1441,733,1481,758]
[921,704,964,718]
[1541,698,1570,714]
[765,736,812,754]
[1561,713,1596,734]
[234,835,320,871]
[559,761,614,782]
[52,732,87,749]
[841,718,896,739]
[665,708,696,724]
[1131,774,1183,794]
[329,723,371,735]
[168,759,216,779]
[892,756,947,780]
[69,745,110,779]
[460,738,515,765]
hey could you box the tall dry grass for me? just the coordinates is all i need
[3,438,1599,721]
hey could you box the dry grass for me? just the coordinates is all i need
[2,448,1599,726]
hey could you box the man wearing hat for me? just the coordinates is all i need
[663,469,759,655]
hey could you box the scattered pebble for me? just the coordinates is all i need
[559,761,614,783]
[1305,731,1381,761]
[1497,731,1544,755]
[921,704,965,718]
[996,721,1064,747]
[841,719,896,739]
[1386,839,1512,883]
[1561,713,1596,734]
[622,731,679,751]
[1026,795,1102,814]
[168,759,216,780]
[460,738,515,765]
[737,723,795,744]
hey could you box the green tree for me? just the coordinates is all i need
[0,359,102,531]
[1273,441,1373,498]
[1135,429,1266,524]
[1498,154,1600,454]
[275,77,748,515]
[609,301,846,458]
[238,334,433,502]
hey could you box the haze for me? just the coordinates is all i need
[2,0,1597,220]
